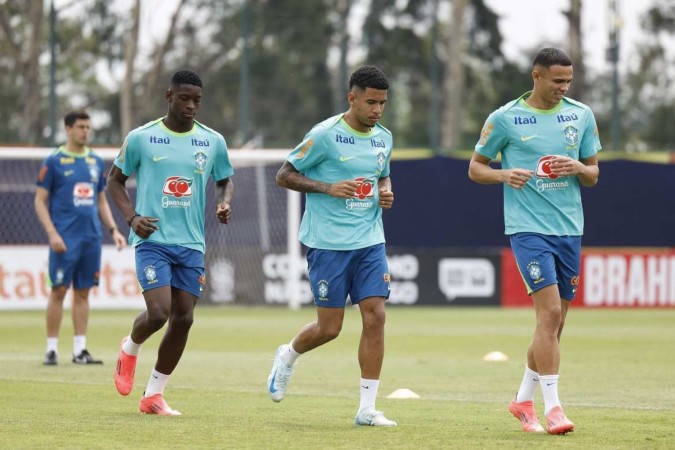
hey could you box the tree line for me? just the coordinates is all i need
[0,0,673,151]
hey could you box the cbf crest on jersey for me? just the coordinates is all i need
[194,151,207,172]
[89,164,99,183]
[563,125,579,147]
[376,152,386,172]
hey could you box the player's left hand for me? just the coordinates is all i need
[549,156,581,177]
[378,188,394,209]
[216,203,232,224]
[112,229,127,250]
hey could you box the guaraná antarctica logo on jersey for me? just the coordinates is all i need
[527,261,545,284]
[194,151,208,172]
[345,177,375,211]
[73,182,95,207]
[162,176,193,208]
[317,279,329,301]
[535,156,570,193]
[144,265,158,284]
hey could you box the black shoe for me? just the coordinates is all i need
[72,349,103,365]
[43,350,58,365]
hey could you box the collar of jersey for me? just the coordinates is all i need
[57,145,91,158]
[339,116,374,138]
[517,91,564,114]
[159,118,197,137]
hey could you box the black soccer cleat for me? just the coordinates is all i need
[43,350,58,366]
[72,349,103,365]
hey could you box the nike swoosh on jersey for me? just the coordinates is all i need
[153,156,169,162]
[520,135,538,142]
[339,156,355,162]
[64,170,74,176]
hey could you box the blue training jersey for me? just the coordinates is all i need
[288,114,393,250]
[37,146,106,238]
[475,92,602,236]
[114,118,234,253]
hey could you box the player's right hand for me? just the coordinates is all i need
[131,216,159,239]
[48,232,67,253]
[503,168,533,189]
[328,180,359,198]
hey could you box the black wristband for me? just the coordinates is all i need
[127,213,140,226]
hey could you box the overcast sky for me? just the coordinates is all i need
[64,0,658,76]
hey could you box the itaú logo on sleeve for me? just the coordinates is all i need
[162,176,193,198]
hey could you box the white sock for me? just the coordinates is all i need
[280,342,301,367]
[144,369,170,397]
[539,374,561,416]
[358,378,380,412]
[73,335,86,356]
[122,335,141,356]
[515,365,540,402]
[46,337,58,353]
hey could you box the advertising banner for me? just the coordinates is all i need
[0,245,142,310]
[502,248,675,307]
[205,247,503,307]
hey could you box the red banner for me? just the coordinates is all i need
[502,248,675,307]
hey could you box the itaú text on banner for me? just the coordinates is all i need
[0,245,142,310]
[502,248,675,307]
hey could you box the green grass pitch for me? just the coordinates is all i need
[1,306,674,449]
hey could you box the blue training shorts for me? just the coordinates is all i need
[306,243,391,308]
[135,242,205,298]
[510,232,582,300]
[48,236,101,289]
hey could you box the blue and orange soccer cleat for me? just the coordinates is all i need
[545,406,574,435]
[139,393,182,416]
[114,337,137,396]
[509,397,545,433]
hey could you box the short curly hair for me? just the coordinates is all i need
[349,65,389,91]
[171,70,203,88]
[533,48,572,68]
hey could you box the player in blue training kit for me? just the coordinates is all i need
[469,48,601,435]
[108,70,234,416]
[35,111,126,366]
[267,65,397,427]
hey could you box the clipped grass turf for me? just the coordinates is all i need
[1,306,674,448]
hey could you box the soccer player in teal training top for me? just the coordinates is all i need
[35,111,126,366]
[267,65,397,427]
[469,48,601,435]
[108,70,234,415]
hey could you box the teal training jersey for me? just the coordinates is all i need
[475,92,602,236]
[288,114,393,250]
[114,118,233,253]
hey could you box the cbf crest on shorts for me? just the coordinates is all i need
[317,279,329,301]
[144,265,158,284]
[527,261,544,284]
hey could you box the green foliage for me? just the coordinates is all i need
[1,307,674,448]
